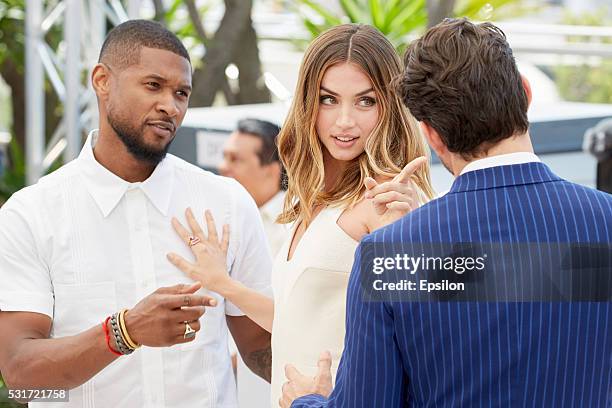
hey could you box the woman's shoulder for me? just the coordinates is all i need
[338,198,373,240]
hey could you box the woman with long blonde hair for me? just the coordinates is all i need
[168,24,435,406]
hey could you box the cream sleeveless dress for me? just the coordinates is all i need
[270,206,359,407]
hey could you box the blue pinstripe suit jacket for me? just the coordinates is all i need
[293,162,612,407]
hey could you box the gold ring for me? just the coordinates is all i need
[183,322,196,339]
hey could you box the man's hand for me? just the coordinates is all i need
[364,156,427,230]
[124,282,217,347]
[279,351,333,408]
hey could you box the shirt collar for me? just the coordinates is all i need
[459,152,541,175]
[78,129,174,218]
[259,191,285,220]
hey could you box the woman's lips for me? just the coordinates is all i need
[332,135,358,148]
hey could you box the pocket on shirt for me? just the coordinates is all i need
[52,282,118,338]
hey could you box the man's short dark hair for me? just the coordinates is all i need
[396,18,529,159]
[236,118,286,190]
[237,118,281,165]
[98,19,190,69]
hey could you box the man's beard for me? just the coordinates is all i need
[107,109,174,166]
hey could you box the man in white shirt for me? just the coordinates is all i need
[219,119,288,256]
[0,20,272,407]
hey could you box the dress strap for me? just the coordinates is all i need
[320,205,346,223]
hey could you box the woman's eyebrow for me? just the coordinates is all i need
[320,86,374,96]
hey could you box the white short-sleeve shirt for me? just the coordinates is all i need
[259,191,290,257]
[0,130,273,407]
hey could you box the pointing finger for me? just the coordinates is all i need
[395,156,427,184]
[156,282,200,295]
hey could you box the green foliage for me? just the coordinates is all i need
[554,8,612,104]
[165,0,215,49]
[0,0,26,69]
[296,0,425,47]
[295,0,529,50]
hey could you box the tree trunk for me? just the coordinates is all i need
[427,0,456,28]
[152,0,166,24]
[234,15,271,104]
[189,0,270,107]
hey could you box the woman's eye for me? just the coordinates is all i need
[358,97,376,107]
[319,95,336,105]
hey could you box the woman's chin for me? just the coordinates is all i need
[327,148,363,163]
[334,155,361,165]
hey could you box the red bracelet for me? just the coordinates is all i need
[103,316,123,356]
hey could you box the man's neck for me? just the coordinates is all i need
[452,133,534,177]
[93,126,156,183]
[254,185,281,208]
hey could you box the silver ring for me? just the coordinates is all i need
[183,322,196,339]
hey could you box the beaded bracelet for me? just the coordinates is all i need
[110,312,134,355]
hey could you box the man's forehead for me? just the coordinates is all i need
[226,132,262,152]
[127,47,192,82]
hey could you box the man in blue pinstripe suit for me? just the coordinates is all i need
[282,18,612,407]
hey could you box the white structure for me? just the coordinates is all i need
[24,0,141,184]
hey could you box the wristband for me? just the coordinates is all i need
[110,312,134,355]
[119,309,140,350]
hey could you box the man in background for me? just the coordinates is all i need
[220,118,287,256]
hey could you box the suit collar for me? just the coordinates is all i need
[448,162,562,194]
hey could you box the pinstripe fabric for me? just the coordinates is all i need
[293,162,612,407]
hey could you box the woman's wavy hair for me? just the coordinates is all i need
[277,24,434,225]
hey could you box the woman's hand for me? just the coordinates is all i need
[280,351,333,408]
[364,156,427,231]
[167,208,231,294]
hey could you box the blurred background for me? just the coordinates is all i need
[0,0,611,406]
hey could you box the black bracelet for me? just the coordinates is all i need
[110,312,134,355]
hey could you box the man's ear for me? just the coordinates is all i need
[91,63,112,99]
[521,74,532,107]
[264,161,282,181]
[419,121,446,157]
